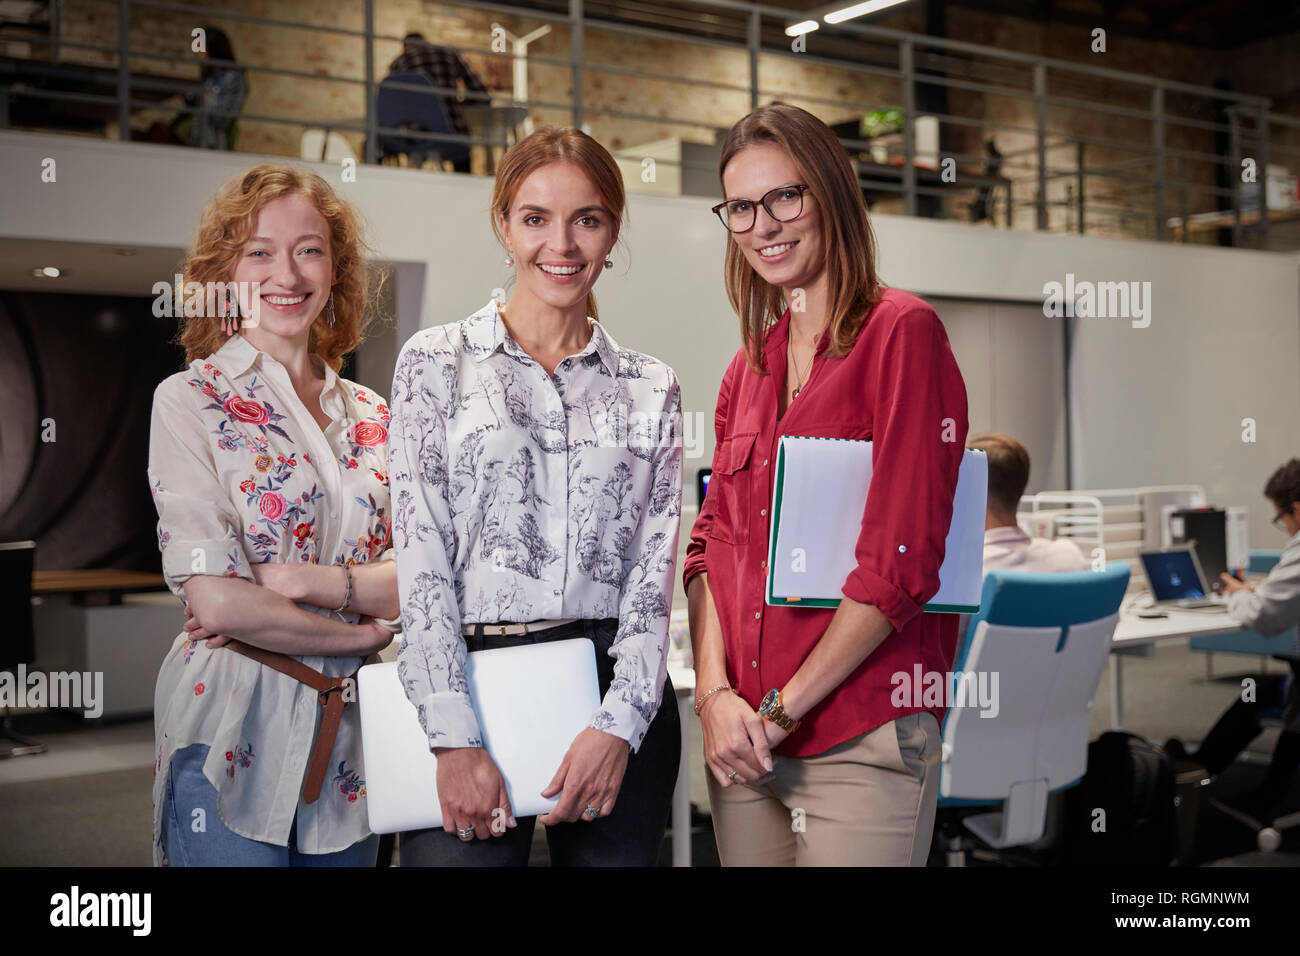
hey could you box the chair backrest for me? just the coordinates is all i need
[941,563,1130,801]
[1250,549,1283,574]
[0,541,37,671]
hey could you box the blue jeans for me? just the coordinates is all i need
[161,743,379,867]
[400,618,681,866]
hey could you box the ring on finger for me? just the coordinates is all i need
[583,805,601,819]
[456,825,475,841]
[727,769,739,782]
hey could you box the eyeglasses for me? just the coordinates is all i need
[712,184,810,233]
[1273,507,1292,531]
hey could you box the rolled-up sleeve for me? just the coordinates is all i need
[682,353,740,592]
[147,379,254,598]
[841,304,968,633]
[597,369,684,751]
[388,340,482,750]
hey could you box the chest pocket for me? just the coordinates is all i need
[706,431,757,546]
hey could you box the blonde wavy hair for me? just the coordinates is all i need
[176,164,381,370]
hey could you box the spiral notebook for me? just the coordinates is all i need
[765,437,986,613]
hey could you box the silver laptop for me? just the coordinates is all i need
[1138,547,1226,609]
[357,637,601,834]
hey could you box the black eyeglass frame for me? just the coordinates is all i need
[711,184,811,233]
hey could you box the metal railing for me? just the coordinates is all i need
[1,0,1295,247]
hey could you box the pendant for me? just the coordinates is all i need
[792,387,801,398]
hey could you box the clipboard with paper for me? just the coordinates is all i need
[765,437,986,612]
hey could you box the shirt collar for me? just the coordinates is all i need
[210,333,340,398]
[464,299,620,377]
[985,525,1029,544]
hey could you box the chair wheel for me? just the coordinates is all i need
[1257,827,1282,852]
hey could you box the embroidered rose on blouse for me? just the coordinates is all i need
[259,491,287,521]
[350,420,387,447]
[240,478,256,494]
[254,454,272,472]
[224,395,270,425]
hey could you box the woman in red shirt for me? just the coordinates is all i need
[683,105,969,866]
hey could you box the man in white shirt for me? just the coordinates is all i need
[968,432,1088,574]
[956,433,1088,643]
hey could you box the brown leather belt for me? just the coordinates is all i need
[225,640,357,805]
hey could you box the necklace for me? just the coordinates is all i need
[789,326,824,399]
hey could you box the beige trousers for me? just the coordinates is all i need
[706,711,941,866]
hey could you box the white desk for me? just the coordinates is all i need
[1107,604,1245,729]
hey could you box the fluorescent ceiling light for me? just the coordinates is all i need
[785,20,820,36]
[825,0,910,25]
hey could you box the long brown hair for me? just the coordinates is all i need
[176,164,379,370]
[490,126,627,321]
[718,104,883,372]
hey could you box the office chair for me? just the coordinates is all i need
[935,563,1130,864]
[1206,654,1300,853]
[376,71,468,170]
[0,540,44,759]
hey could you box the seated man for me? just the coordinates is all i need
[387,31,490,173]
[1166,457,1300,822]
[969,432,1088,573]
[957,433,1088,642]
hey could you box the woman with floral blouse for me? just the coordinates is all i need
[389,127,684,866]
[148,165,400,866]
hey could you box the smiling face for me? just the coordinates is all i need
[499,162,616,317]
[229,193,334,345]
[721,141,826,295]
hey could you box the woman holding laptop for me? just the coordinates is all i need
[389,127,683,866]
[683,104,969,865]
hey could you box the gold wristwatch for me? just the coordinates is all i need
[757,688,800,732]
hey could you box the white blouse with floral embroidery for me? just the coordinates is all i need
[147,331,398,865]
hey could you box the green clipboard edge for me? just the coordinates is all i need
[765,435,980,615]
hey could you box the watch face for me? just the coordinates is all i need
[759,689,778,714]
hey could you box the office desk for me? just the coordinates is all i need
[1107,605,1246,729]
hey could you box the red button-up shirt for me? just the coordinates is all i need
[683,288,969,757]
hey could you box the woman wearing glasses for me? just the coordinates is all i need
[682,104,969,866]
[389,126,683,866]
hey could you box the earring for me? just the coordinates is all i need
[324,291,336,328]
[504,252,515,266]
[604,257,613,269]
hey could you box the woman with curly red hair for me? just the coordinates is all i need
[148,164,400,865]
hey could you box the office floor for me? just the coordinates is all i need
[2,642,1297,866]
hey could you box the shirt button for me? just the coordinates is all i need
[760,508,766,517]
[751,660,758,668]
[753,611,760,620]
[762,459,768,467]
[898,544,907,553]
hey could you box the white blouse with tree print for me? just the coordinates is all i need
[147,331,399,866]
[387,300,683,757]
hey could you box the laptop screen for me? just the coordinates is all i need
[1142,550,1207,600]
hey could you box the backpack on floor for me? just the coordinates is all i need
[1060,731,1179,866]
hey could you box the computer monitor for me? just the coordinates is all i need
[1139,548,1211,602]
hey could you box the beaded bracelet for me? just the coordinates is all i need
[332,563,354,613]
[694,683,733,715]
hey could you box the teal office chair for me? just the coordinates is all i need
[935,563,1130,865]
